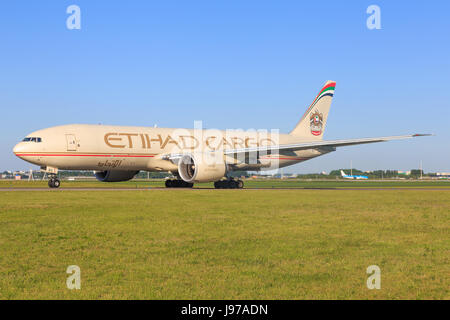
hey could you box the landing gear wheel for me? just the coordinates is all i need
[165,179,194,188]
[53,179,61,188]
[214,179,244,189]
[48,178,61,189]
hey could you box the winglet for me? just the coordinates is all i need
[412,133,434,137]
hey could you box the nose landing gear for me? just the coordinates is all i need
[41,167,60,189]
[48,176,61,189]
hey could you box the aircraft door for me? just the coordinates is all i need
[66,134,78,151]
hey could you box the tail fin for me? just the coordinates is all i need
[341,170,346,177]
[290,80,336,139]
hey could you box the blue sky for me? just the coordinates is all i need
[1,0,449,173]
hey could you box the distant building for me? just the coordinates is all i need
[437,172,450,177]
[398,171,411,176]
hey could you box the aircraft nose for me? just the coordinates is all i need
[13,143,25,157]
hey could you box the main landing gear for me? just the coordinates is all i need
[214,179,244,189]
[165,179,194,188]
[48,176,61,189]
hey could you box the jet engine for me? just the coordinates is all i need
[178,154,226,183]
[94,170,139,182]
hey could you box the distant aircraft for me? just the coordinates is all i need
[341,170,369,180]
[13,81,429,189]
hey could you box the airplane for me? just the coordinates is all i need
[340,170,369,180]
[12,81,430,189]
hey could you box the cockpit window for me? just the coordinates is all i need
[22,137,42,143]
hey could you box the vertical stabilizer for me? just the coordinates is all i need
[290,81,336,139]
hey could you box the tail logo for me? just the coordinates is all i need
[310,110,323,136]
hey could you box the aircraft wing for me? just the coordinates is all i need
[161,134,431,162]
[222,134,431,156]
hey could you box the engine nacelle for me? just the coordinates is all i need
[178,154,226,183]
[94,170,139,182]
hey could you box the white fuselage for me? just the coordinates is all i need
[13,124,334,173]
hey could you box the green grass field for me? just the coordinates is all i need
[0,185,448,299]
